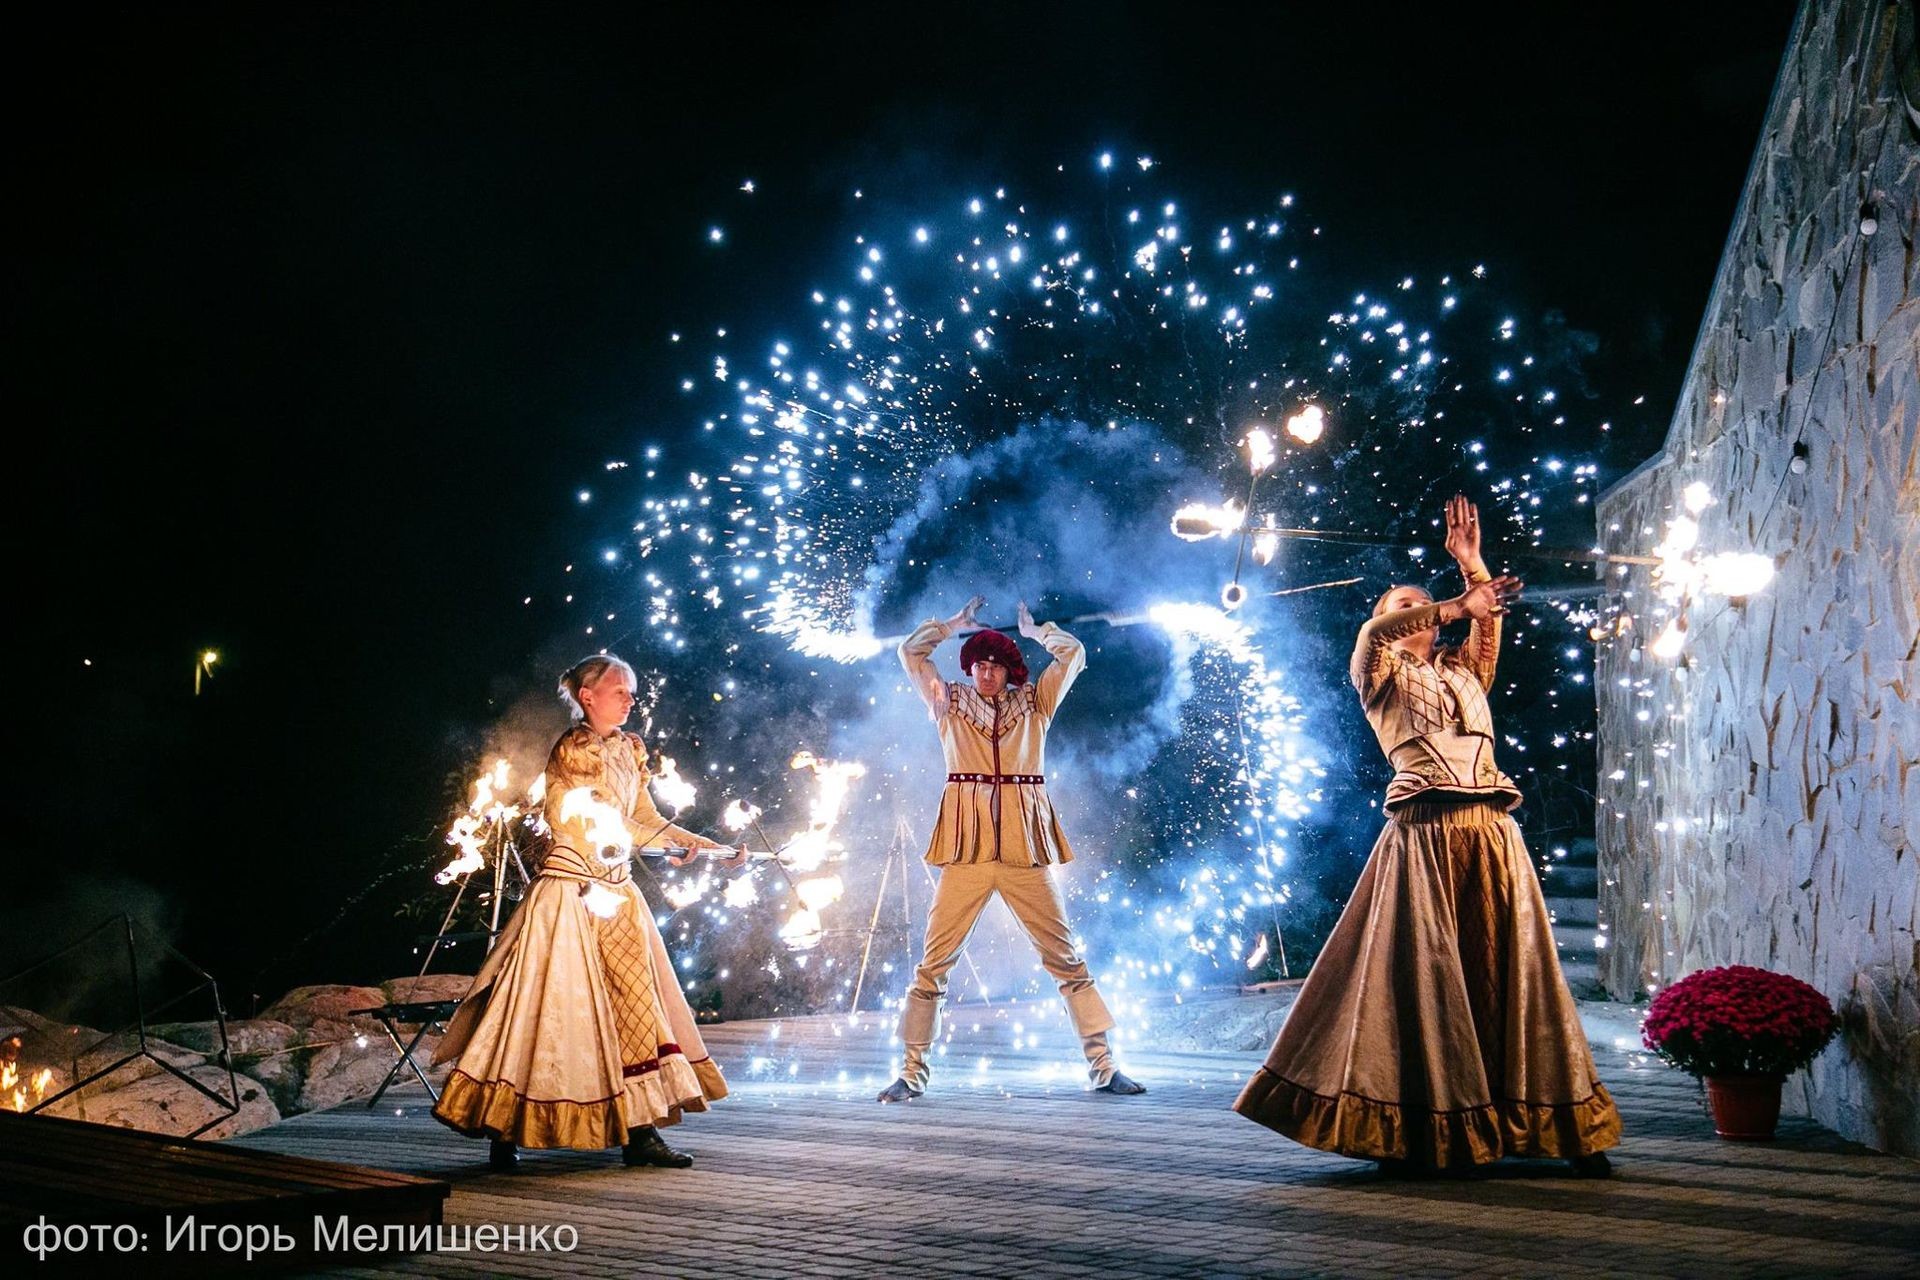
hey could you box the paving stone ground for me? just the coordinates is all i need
[232,1007,1920,1279]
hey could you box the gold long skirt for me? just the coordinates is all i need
[1233,799,1621,1168]
[431,867,727,1150]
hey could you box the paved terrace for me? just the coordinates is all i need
[232,1002,1920,1279]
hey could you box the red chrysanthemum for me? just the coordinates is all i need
[1640,965,1838,1078]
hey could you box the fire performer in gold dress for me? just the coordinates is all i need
[877,596,1145,1101]
[1233,497,1620,1175]
[433,655,745,1171]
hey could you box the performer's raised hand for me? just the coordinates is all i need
[1016,601,1042,639]
[946,594,988,634]
[711,843,751,871]
[1455,574,1522,621]
[1444,494,1489,576]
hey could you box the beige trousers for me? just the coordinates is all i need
[897,860,1117,1088]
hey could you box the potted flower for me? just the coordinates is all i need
[1641,964,1839,1139]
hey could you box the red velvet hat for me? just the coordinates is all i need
[958,629,1029,686]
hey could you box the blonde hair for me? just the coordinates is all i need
[557,654,639,720]
[1372,584,1432,617]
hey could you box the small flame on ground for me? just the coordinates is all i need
[3,1038,55,1114]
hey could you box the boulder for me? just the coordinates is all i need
[148,1018,299,1059]
[296,1032,446,1114]
[381,974,474,1007]
[241,1041,309,1115]
[261,984,388,1032]
[6,1018,209,1092]
[52,1062,280,1140]
[259,985,390,1054]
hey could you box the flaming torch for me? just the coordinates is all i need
[558,786,635,918]
[775,752,868,949]
[1171,501,1246,542]
[424,759,537,969]
[650,756,699,814]
[1642,483,1777,660]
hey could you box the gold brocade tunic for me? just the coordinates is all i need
[1350,599,1522,813]
[899,619,1085,866]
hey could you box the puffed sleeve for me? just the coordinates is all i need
[542,727,617,832]
[1031,622,1086,719]
[1350,602,1451,703]
[899,618,952,717]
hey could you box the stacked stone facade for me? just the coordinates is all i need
[1595,0,1917,1154]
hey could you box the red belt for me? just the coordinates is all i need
[947,772,1044,784]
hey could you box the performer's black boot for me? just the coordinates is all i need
[623,1126,693,1169]
[1371,1156,1435,1180]
[876,1077,923,1103]
[1096,1070,1147,1095]
[487,1139,518,1171]
[1569,1151,1613,1179]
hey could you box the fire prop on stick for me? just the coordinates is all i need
[1176,468,1776,665]
[556,787,635,918]
[723,799,806,900]
[435,759,524,884]
[1634,483,1777,659]
[424,759,538,969]
[775,752,868,950]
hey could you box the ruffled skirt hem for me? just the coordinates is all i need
[1233,1066,1622,1168]
[434,1053,730,1149]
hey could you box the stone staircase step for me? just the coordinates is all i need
[1553,920,1606,954]
[1544,895,1599,928]
[1541,863,1598,896]
[1558,956,1607,1000]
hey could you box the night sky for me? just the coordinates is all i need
[16,3,1797,1012]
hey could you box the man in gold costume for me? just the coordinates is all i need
[878,596,1145,1102]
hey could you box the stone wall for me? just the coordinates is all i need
[1595,0,1918,1154]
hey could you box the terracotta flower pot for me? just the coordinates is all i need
[1704,1074,1784,1140]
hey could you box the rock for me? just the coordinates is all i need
[51,1062,280,1140]
[1595,0,1919,1155]
[242,1042,309,1115]
[296,1033,444,1114]
[149,1018,299,1059]
[260,984,388,1031]
[89,1034,208,1084]
[381,974,474,1007]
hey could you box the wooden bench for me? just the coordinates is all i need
[1,1110,449,1273]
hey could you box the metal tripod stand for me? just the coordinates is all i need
[847,817,993,1014]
